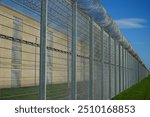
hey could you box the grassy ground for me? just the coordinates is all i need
[1,76,150,100]
[0,83,69,100]
[0,81,88,100]
[112,76,150,100]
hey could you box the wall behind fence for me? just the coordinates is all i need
[0,0,149,100]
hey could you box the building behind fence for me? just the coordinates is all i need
[0,0,149,100]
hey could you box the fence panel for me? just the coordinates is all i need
[0,0,149,100]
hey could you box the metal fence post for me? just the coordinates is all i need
[136,60,138,83]
[71,1,77,100]
[108,35,111,98]
[98,29,101,100]
[128,53,130,88]
[118,44,121,93]
[39,0,48,100]
[89,17,94,100]
[125,49,127,89]
[114,39,117,95]
[131,56,133,85]
[138,62,140,82]
[100,28,104,99]
[127,52,129,88]
[126,51,128,88]
[129,54,131,87]
[122,48,124,91]
[137,60,138,83]
[134,59,136,84]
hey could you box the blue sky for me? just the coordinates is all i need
[100,0,150,69]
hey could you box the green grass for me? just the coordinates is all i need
[112,76,150,100]
[1,76,150,100]
[0,83,69,100]
[0,81,88,100]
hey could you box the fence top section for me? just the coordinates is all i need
[0,0,146,67]
[75,0,140,61]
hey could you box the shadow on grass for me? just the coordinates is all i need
[0,83,69,100]
[0,81,89,100]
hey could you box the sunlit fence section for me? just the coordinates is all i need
[0,0,149,100]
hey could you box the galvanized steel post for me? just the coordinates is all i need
[108,35,111,98]
[129,53,131,87]
[127,52,129,88]
[128,53,131,87]
[39,0,48,100]
[122,48,124,90]
[71,1,77,100]
[128,53,130,88]
[136,60,138,83]
[114,39,117,95]
[138,62,140,82]
[131,56,133,85]
[98,29,101,99]
[89,17,94,100]
[100,28,104,99]
[118,44,121,93]
[124,49,127,89]
[134,59,136,84]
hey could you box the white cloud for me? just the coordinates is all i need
[131,41,146,45]
[115,18,147,29]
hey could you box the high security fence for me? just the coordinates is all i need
[0,0,149,100]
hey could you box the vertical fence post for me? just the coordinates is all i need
[39,0,48,100]
[124,49,127,89]
[114,39,117,95]
[129,54,131,87]
[127,51,129,88]
[135,60,136,83]
[138,62,140,82]
[130,53,131,87]
[71,1,77,100]
[118,44,121,93]
[126,52,127,86]
[129,53,131,87]
[131,56,132,85]
[134,59,135,83]
[127,52,128,87]
[133,57,134,85]
[98,29,101,100]
[136,60,137,83]
[136,60,138,83]
[122,48,124,91]
[35,37,37,86]
[89,17,94,100]
[108,35,111,99]
[128,53,130,88]
[100,28,104,99]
